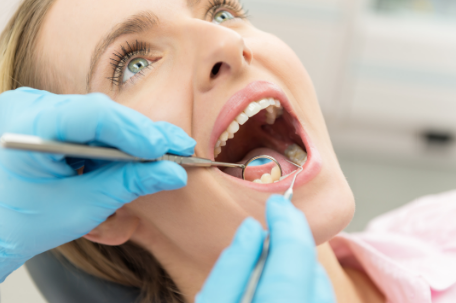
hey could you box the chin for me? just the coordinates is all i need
[294,163,355,245]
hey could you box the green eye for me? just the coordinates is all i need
[213,10,235,24]
[123,58,149,82]
[128,58,148,73]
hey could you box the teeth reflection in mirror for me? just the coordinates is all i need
[261,173,273,184]
[271,166,281,181]
[250,164,282,184]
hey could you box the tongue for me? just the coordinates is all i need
[222,147,298,180]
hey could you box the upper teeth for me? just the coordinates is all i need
[214,99,283,157]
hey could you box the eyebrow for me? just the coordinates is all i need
[187,0,201,7]
[86,11,159,91]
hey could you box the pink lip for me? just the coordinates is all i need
[209,80,322,192]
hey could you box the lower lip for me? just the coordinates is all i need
[215,115,322,192]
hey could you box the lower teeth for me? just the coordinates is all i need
[285,144,307,165]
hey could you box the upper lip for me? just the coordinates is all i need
[209,80,296,158]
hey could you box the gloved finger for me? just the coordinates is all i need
[11,92,195,159]
[196,218,266,303]
[3,160,187,211]
[51,161,188,230]
[152,121,196,156]
[78,159,188,202]
[0,88,49,131]
[312,264,336,303]
[0,160,191,258]
[253,195,317,302]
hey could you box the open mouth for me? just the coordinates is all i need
[211,81,314,187]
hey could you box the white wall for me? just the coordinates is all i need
[339,152,456,232]
[243,0,456,232]
[0,266,47,303]
[0,1,21,32]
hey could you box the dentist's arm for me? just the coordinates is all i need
[0,87,195,282]
[196,195,336,303]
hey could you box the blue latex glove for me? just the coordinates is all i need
[196,195,336,303]
[0,87,195,282]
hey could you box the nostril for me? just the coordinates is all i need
[210,62,223,78]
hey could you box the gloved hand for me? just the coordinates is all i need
[0,87,195,282]
[196,195,336,303]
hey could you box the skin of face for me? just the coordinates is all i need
[37,0,355,300]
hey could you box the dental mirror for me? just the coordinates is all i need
[242,155,282,183]
[0,133,295,183]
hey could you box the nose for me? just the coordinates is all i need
[188,20,253,92]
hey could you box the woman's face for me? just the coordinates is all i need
[39,0,354,278]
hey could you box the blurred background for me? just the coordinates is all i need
[1,0,456,302]
[242,0,456,232]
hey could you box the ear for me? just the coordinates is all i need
[83,206,140,246]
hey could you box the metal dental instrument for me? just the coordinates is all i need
[0,134,288,181]
[283,161,304,200]
[240,160,303,303]
[242,155,282,181]
[0,132,245,169]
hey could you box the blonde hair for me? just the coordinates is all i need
[0,1,183,302]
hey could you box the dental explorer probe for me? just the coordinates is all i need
[240,162,303,303]
[0,133,245,169]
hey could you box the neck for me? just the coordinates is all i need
[317,243,385,303]
[137,220,385,303]
[159,241,386,303]
[133,222,212,303]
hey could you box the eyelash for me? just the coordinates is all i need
[108,0,248,87]
[205,0,248,20]
[108,40,152,86]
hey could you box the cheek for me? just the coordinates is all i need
[247,30,326,139]
[247,30,313,90]
[116,64,194,132]
[126,169,248,262]
[294,159,355,244]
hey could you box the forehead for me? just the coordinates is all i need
[38,0,189,93]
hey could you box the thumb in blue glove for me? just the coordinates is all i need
[0,88,196,282]
[196,195,336,303]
